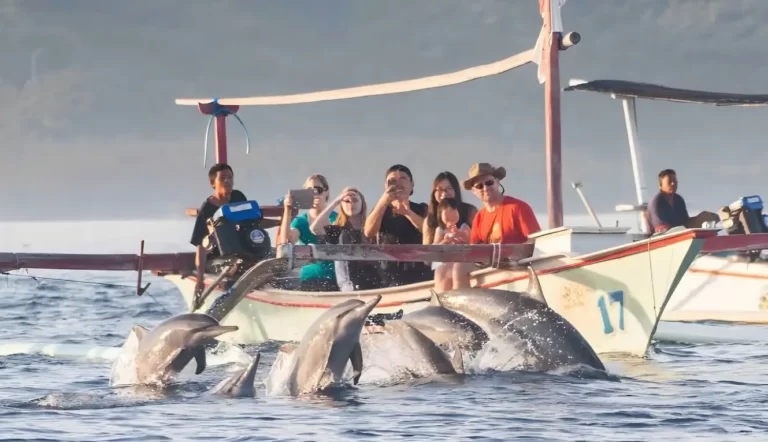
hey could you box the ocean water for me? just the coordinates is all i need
[1,218,768,441]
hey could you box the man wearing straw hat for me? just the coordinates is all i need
[462,163,541,245]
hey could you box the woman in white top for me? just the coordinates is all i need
[432,198,473,293]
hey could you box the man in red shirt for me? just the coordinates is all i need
[462,163,541,244]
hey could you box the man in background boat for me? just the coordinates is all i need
[647,169,718,233]
[364,164,433,287]
[464,163,540,245]
[189,163,248,297]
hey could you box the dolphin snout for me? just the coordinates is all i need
[189,325,240,346]
[359,295,383,317]
[242,352,261,383]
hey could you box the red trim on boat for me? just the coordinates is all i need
[700,233,768,254]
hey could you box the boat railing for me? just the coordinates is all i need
[275,242,535,270]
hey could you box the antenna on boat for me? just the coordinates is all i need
[571,182,602,227]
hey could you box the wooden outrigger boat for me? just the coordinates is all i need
[564,79,768,324]
[2,1,768,359]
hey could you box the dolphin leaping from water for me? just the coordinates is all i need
[131,313,239,385]
[401,291,489,353]
[436,270,605,372]
[283,296,382,396]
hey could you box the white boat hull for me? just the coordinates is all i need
[166,228,709,357]
[662,254,768,323]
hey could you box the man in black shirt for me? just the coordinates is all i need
[190,163,248,296]
[364,164,433,286]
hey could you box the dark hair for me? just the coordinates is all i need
[385,164,413,181]
[437,198,460,229]
[425,172,465,243]
[208,163,233,184]
[658,169,676,184]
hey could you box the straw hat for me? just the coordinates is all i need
[462,163,507,190]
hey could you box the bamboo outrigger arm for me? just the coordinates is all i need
[276,242,535,270]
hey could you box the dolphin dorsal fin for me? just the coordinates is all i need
[132,325,150,342]
[429,289,443,307]
[525,266,544,301]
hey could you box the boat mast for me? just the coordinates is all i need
[197,101,240,165]
[543,0,563,229]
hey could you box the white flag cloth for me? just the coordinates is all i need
[532,0,566,84]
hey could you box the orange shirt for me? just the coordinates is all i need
[470,196,541,244]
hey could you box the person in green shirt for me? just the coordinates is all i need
[278,174,339,291]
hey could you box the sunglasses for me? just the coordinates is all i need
[473,179,496,190]
[310,186,327,194]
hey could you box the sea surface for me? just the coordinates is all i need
[1,218,768,441]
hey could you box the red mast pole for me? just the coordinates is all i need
[542,0,563,228]
[214,113,229,164]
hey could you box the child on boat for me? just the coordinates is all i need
[423,171,477,246]
[432,197,473,293]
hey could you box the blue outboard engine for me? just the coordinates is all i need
[718,195,767,262]
[203,200,272,263]
[718,195,768,235]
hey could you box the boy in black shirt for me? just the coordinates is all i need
[190,163,247,296]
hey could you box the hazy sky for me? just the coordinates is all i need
[2,0,767,221]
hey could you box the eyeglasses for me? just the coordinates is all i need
[473,179,495,190]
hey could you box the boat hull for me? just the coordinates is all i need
[662,254,768,323]
[167,229,708,357]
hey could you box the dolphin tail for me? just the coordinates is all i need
[187,325,239,347]
[525,266,545,303]
[349,342,363,385]
[193,347,207,374]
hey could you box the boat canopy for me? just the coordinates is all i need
[564,79,768,107]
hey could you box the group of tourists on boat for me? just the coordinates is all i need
[190,162,712,296]
[190,161,541,295]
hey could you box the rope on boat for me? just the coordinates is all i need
[202,98,252,167]
[0,271,173,316]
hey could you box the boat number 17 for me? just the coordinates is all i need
[596,290,625,334]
